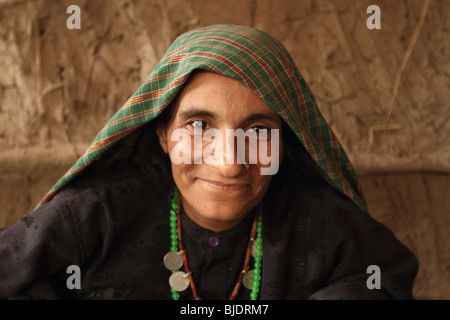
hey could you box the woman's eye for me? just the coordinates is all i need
[190,120,210,130]
[248,126,270,135]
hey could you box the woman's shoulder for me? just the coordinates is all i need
[59,164,171,202]
[34,164,172,235]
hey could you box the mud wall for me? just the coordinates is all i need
[0,0,448,299]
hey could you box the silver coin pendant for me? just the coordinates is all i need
[242,269,254,290]
[163,251,184,271]
[169,271,190,292]
[251,242,257,258]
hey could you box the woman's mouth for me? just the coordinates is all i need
[197,178,250,192]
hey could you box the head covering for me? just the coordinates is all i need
[37,24,367,212]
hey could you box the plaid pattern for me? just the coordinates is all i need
[37,24,367,212]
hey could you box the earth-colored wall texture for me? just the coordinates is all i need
[0,0,448,299]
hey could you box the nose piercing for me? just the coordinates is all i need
[244,160,250,171]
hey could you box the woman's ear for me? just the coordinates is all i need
[156,122,169,154]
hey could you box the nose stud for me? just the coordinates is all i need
[243,160,250,171]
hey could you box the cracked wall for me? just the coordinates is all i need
[0,0,448,299]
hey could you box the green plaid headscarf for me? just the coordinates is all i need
[37,24,367,212]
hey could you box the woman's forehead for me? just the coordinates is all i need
[172,71,280,122]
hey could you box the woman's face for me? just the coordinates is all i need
[157,71,284,232]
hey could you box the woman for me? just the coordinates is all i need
[0,24,417,300]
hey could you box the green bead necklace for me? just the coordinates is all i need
[164,186,263,300]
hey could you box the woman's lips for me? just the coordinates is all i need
[197,178,250,191]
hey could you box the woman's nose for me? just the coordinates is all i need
[203,129,247,177]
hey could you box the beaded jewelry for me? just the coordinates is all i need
[164,186,263,300]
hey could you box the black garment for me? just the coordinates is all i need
[179,206,255,300]
[0,164,418,299]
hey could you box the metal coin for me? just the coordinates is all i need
[169,271,190,292]
[163,251,183,271]
[251,242,257,258]
[243,270,254,290]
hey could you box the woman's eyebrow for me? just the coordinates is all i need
[243,112,281,124]
[177,107,217,119]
